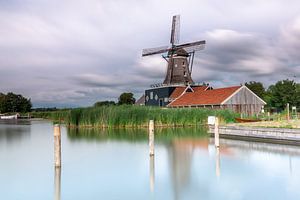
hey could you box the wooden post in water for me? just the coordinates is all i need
[214,117,220,148]
[54,124,61,168]
[149,120,154,156]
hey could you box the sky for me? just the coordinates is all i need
[1,0,300,107]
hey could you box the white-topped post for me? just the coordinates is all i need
[54,124,61,168]
[214,117,220,148]
[149,120,154,156]
[208,116,220,148]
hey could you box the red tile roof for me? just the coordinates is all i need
[169,85,208,99]
[168,86,241,107]
[192,86,209,92]
[169,87,186,99]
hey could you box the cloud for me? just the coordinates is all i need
[0,0,300,107]
[190,24,300,87]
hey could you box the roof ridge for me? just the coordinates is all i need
[210,85,241,90]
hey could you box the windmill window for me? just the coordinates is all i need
[184,71,187,77]
[155,94,158,100]
[182,61,185,65]
[175,64,178,68]
[150,92,153,100]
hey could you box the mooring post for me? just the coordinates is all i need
[149,120,154,156]
[214,117,220,148]
[54,124,61,168]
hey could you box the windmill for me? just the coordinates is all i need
[142,15,206,86]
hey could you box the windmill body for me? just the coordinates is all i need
[163,49,193,85]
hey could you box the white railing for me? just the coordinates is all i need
[150,82,206,88]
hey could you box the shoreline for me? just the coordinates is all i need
[209,125,300,145]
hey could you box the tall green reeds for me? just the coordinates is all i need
[32,105,238,128]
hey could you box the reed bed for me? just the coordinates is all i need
[32,105,238,128]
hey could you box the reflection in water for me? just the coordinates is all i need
[54,167,61,200]
[67,127,209,199]
[0,120,31,144]
[67,127,208,142]
[219,138,300,156]
[0,119,32,125]
[67,128,148,142]
[66,126,300,199]
[168,139,237,199]
[149,156,155,192]
[289,156,293,175]
[216,148,220,177]
[169,138,209,200]
[2,121,300,200]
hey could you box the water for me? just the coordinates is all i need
[1,120,300,200]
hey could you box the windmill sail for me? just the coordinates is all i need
[176,40,206,53]
[170,15,180,45]
[142,46,170,57]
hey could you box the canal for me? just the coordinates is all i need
[1,120,300,200]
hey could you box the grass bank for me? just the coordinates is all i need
[32,105,238,128]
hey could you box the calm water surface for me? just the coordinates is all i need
[1,120,300,200]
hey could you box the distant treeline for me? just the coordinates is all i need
[245,79,300,111]
[32,105,238,128]
[0,92,31,113]
[31,107,65,112]
[93,92,135,107]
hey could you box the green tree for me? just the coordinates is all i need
[267,79,299,111]
[245,81,266,99]
[0,92,32,113]
[296,83,300,110]
[0,93,5,113]
[118,92,136,105]
[94,101,116,107]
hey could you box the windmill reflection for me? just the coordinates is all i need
[169,138,209,200]
[169,138,231,199]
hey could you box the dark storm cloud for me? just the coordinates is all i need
[0,0,300,107]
